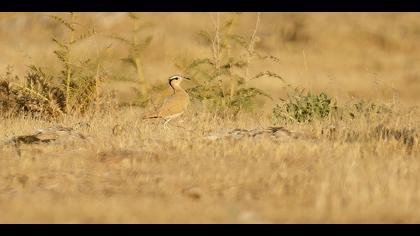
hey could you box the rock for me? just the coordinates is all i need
[182,186,204,200]
[3,125,91,157]
[6,125,88,145]
[205,127,305,141]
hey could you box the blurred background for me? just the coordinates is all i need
[0,12,419,107]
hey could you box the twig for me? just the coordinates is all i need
[244,13,261,82]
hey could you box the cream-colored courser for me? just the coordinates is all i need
[144,75,190,128]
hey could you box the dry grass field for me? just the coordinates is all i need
[0,12,419,223]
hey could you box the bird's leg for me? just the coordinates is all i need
[170,120,186,130]
[163,118,172,130]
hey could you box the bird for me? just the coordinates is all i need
[143,75,191,129]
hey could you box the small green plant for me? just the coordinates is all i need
[49,12,104,114]
[273,89,336,123]
[176,13,284,114]
[110,12,154,104]
[350,100,393,119]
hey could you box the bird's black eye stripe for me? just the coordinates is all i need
[168,77,179,87]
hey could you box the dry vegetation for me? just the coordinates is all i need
[0,12,419,223]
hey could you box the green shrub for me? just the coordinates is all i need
[273,90,336,123]
[176,13,285,114]
[0,13,108,119]
[110,12,154,104]
[0,67,65,119]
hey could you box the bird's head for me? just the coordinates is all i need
[169,75,190,87]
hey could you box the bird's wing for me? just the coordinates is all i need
[158,93,189,117]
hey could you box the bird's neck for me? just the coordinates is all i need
[171,83,186,94]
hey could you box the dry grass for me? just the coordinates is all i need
[0,106,418,223]
[0,12,420,223]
